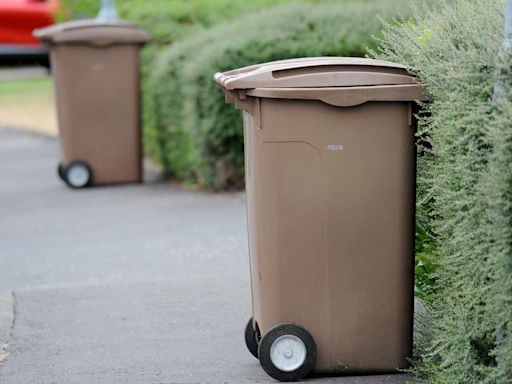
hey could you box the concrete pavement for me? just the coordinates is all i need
[0,291,13,364]
[0,128,413,383]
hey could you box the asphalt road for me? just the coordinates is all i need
[0,128,413,383]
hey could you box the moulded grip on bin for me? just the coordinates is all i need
[34,20,150,46]
[214,81,263,127]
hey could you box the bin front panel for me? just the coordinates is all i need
[245,98,414,373]
[51,44,142,184]
[244,109,332,368]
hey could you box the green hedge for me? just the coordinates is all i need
[147,0,410,190]
[375,0,512,382]
[58,0,305,45]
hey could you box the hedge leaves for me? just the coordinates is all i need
[376,1,512,382]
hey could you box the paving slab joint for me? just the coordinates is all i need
[0,291,16,364]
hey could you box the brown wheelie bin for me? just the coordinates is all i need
[34,20,149,188]
[214,57,426,382]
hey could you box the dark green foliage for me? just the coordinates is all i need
[415,221,437,303]
[148,0,409,189]
[375,0,512,382]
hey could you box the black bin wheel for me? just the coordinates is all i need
[63,160,92,189]
[244,318,259,359]
[57,163,65,181]
[258,323,317,382]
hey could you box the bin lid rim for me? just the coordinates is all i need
[245,84,427,107]
[214,57,414,91]
[247,84,425,91]
[225,56,408,73]
[34,19,149,41]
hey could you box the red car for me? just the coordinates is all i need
[0,0,59,65]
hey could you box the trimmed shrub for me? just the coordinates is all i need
[148,0,410,190]
[375,0,512,382]
[58,0,303,45]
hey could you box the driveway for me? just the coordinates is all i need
[0,128,412,383]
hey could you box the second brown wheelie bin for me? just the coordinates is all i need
[34,20,149,188]
[214,57,426,382]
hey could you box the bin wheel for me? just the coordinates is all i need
[64,160,92,189]
[244,318,259,359]
[57,163,65,181]
[258,323,316,382]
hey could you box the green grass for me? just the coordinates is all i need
[0,78,53,103]
[0,77,56,135]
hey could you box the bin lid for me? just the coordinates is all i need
[34,20,150,45]
[214,57,418,90]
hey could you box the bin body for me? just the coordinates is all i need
[35,20,149,185]
[245,99,414,373]
[215,58,425,374]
